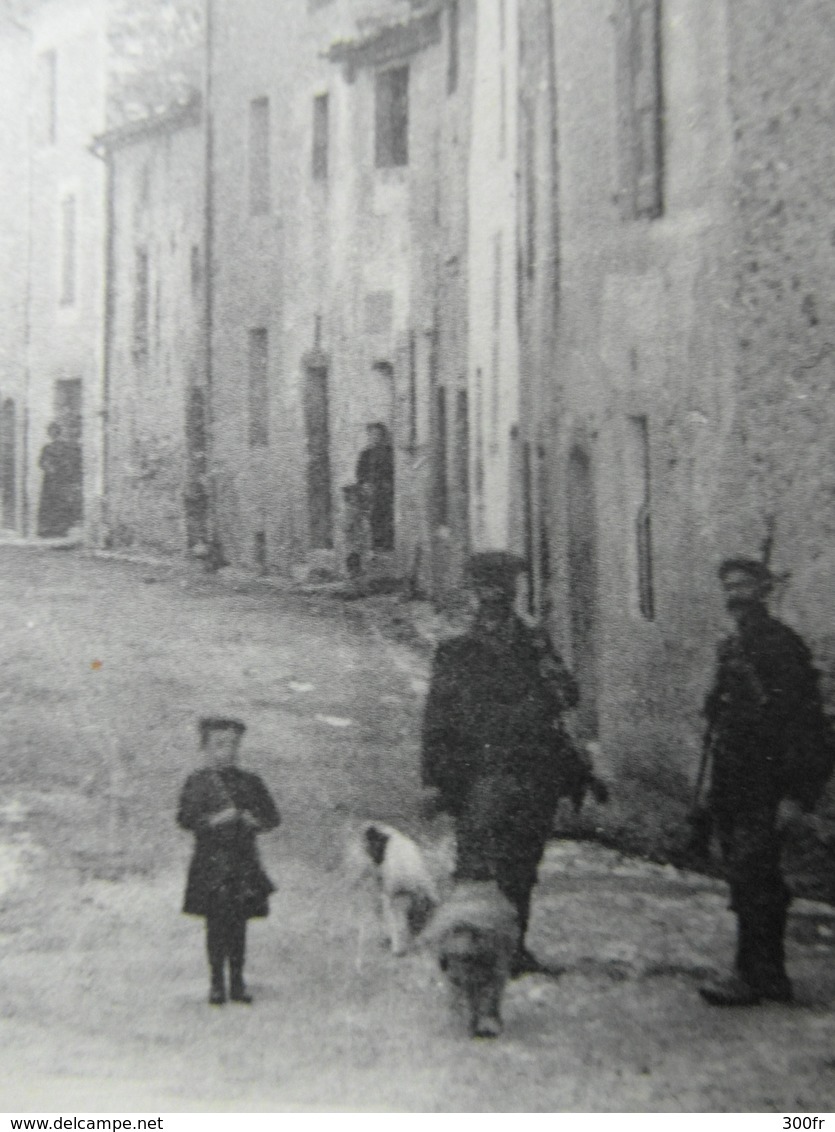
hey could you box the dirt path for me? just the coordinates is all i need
[1,547,835,1112]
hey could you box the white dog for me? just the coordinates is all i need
[357,821,440,956]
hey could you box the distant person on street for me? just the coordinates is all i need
[421,550,579,977]
[355,421,394,552]
[696,557,834,1007]
[36,421,82,538]
[177,718,280,1005]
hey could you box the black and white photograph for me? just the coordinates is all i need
[0,0,835,1115]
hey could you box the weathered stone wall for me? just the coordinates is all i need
[722,0,835,696]
[24,0,107,541]
[517,0,738,821]
[105,115,204,554]
[209,0,473,585]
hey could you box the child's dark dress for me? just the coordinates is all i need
[178,765,280,919]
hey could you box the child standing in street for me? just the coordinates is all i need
[177,717,280,1005]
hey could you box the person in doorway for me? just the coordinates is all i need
[355,421,394,552]
[421,550,579,977]
[177,717,280,1005]
[36,421,82,538]
[696,557,834,1006]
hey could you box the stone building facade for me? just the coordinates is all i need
[0,14,30,533]
[0,0,203,544]
[513,0,835,823]
[207,0,473,592]
[95,97,205,554]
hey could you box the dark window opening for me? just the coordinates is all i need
[628,414,655,620]
[190,244,202,297]
[133,247,149,357]
[249,96,271,215]
[312,93,329,180]
[59,194,77,307]
[447,0,459,94]
[37,50,56,146]
[408,331,417,452]
[375,65,409,168]
[617,0,663,219]
[454,388,469,541]
[247,328,269,447]
[433,385,448,527]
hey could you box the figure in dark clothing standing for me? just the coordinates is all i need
[421,551,579,977]
[36,421,82,537]
[177,718,280,1005]
[696,558,833,1006]
[355,421,394,552]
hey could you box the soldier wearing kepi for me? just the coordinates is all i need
[696,558,833,1007]
[178,718,280,1006]
[421,550,579,977]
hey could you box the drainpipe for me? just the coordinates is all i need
[203,0,223,569]
[89,135,114,548]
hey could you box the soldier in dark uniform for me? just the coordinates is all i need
[697,558,832,1006]
[177,718,280,1005]
[421,551,579,977]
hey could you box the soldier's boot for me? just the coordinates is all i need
[744,900,793,1004]
[698,973,762,1007]
[701,901,791,1007]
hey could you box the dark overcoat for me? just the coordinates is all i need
[421,615,578,892]
[177,766,280,919]
[704,608,831,817]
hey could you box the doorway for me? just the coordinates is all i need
[567,445,600,738]
[54,378,83,526]
[303,363,334,550]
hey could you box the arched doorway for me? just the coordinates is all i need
[567,445,600,738]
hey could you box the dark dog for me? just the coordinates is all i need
[426,880,519,1039]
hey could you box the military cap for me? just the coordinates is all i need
[198,716,246,744]
[717,557,774,586]
[466,550,527,591]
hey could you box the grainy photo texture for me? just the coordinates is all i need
[1,0,835,1114]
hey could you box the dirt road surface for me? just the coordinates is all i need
[1,547,835,1112]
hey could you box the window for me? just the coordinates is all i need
[138,161,151,208]
[248,329,269,447]
[36,50,56,146]
[625,414,655,619]
[190,244,202,297]
[133,247,149,357]
[455,388,469,536]
[59,194,76,306]
[447,0,459,95]
[248,97,270,215]
[474,366,485,540]
[312,93,329,180]
[408,331,417,452]
[616,0,663,219]
[375,66,409,168]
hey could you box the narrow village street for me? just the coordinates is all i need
[0,546,833,1112]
